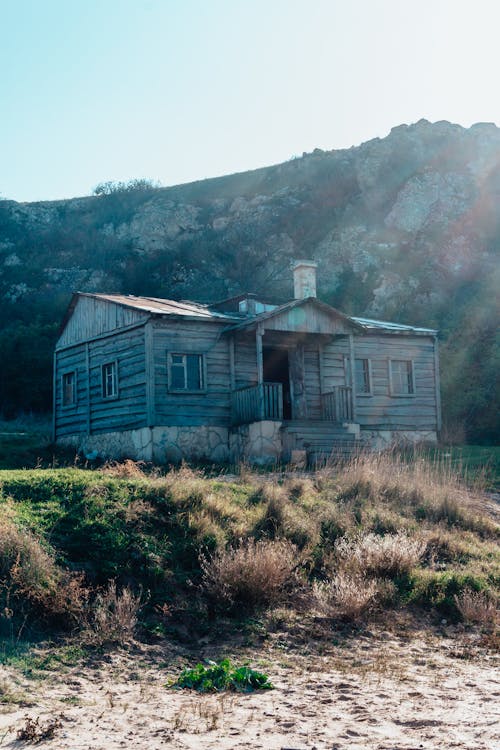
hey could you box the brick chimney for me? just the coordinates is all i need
[292,260,318,299]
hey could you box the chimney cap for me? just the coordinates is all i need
[291,259,318,269]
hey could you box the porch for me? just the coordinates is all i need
[231,381,354,425]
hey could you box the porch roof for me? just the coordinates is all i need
[222,296,365,335]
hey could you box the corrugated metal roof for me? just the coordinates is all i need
[351,316,437,334]
[78,293,239,320]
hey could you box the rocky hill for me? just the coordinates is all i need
[1,119,498,442]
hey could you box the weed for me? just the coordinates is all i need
[335,532,426,578]
[200,538,298,610]
[82,581,142,646]
[16,715,62,743]
[454,588,499,625]
[313,573,379,621]
[172,658,273,692]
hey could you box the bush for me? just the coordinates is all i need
[313,572,379,621]
[81,581,142,646]
[335,532,426,578]
[454,588,498,625]
[200,538,298,610]
[0,515,87,629]
[172,658,273,692]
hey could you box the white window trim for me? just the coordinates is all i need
[101,360,119,400]
[167,352,207,394]
[355,357,373,397]
[388,358,416,397]
[61,369,77,408]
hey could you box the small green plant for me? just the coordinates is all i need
[172,658,274,692]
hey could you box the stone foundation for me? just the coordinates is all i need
[361,429,438,451]
[229,420,283,465]
[151,425,229,464]
[59,428,154,461]
[59,425,230,464]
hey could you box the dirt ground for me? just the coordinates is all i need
[1,621,498,750]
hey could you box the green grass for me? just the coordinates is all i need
[419,445,500,491]
[0,454,498,638]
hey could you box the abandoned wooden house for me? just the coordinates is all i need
[53,261,441,464]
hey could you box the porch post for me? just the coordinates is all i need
[349,334,357,421]
[256,324,264,419]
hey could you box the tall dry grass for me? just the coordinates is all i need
[200,538,298,610]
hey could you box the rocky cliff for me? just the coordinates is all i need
[1,119,498,441]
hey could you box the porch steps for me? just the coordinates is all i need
[281,420,364,464]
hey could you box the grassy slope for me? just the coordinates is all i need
[0,457,498,648]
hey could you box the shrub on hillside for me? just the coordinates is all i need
[0,515,88,628]
[200,538,298,610]
[313,572,379,621]
[335,532,426,578]
[81,581,142,646]
[454,588,498,625]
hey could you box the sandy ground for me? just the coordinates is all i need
[0,623,498,750]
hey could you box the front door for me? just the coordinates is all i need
[263,346,292,419]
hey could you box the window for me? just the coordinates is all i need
[62,371,76,406]
[389,359,415,395]
[169,353,205,391]
[354,358,371,395]
[101,361,118,398]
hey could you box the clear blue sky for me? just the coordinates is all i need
[2,0,499,202]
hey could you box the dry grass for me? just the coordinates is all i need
[335,531,427,578]
[200,538,298,610]
[454,588,499,625]
[313,572,380,621]
[82,581,142,646]
[0,513,88,627]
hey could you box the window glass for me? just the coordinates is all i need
[62,371,75,406]
[102,362,117,398]
[390,359,414,395]
[355,358,370,394]
[170,353,204,391]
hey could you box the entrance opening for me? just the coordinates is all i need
[263,347,291,419]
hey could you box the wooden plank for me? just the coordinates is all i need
[85,343,91,435]
[52,352,57,442]
[145,321,155,427]
[229,336,235,391]
[434,336,442,433]
[349,334,357,421]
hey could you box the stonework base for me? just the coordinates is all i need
[361,429,438,451]
[59,428,154,462]
[59,425,230,464]
[229,420,283,465]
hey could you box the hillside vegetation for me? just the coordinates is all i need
[0,457,498,647]
[1,119,499,442]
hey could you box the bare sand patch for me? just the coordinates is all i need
[1,626,498,750]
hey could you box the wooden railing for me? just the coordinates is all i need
[232,382,283,424]
[321,386,353,422]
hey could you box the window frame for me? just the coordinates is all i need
[354,357,373,397]
[388,358,416,397]
[61,370,77,408]
[167,352,207,394]
[101,360,119,400]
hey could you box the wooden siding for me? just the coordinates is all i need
[262,302,355,335]
[322,336,350,390]
[234,337,258,389]
[152,319,232,426]
[57,296,147,348]
[352,334,438,430]
[304,345,322,419]
[55,326,147,438]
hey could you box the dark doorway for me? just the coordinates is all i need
[263,346,291,419]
